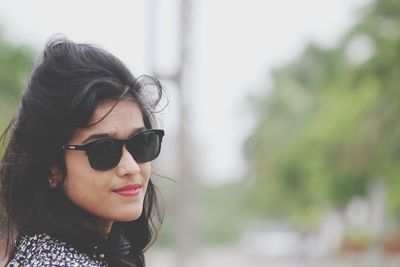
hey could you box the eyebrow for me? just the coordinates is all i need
[81,126,146,144]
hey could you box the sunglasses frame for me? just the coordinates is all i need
[62,129,164,170]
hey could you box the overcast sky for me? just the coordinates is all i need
[0,0,369,183]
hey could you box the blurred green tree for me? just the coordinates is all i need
[0,34,34,132]
[245,0,400,226]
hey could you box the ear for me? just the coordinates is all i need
[49,165,63,188]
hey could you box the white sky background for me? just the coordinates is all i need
[0,0,369,184]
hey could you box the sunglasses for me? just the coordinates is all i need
[62,129,164,171]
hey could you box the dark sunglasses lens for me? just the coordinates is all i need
[88,140,122,170]
[127,131,161,163]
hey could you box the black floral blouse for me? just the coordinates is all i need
[7,233,108,267]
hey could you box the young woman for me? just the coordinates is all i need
[0,37,165,266]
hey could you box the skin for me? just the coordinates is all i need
[52,99,151,233]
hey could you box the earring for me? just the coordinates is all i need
[48,175,57,188]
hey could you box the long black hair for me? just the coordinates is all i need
[0,37,164,266]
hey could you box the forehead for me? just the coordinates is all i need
[71,100,144,143]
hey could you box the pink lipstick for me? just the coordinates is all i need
[114,184,142,196]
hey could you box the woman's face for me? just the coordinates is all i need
[61,99,151,230]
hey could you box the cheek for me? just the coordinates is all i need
[64,150,92,176]
[140,163,152,187]
[62,152,107,207]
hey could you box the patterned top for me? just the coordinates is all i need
[7,233,108,267]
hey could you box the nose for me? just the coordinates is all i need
[116,145,140,177]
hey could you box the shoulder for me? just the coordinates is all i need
[7,233,107,267]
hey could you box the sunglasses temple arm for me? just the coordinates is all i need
[62,145,86,151]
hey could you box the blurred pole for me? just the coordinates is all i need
[147,0,156,74]
[147,0,197,266]
[172,0,197,265]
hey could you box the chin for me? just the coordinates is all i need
[117,208,143,222]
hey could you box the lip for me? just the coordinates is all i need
[113,183,142,196]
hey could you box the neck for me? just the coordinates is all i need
[99,220,113,238]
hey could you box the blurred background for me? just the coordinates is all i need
[1,0,400,266]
